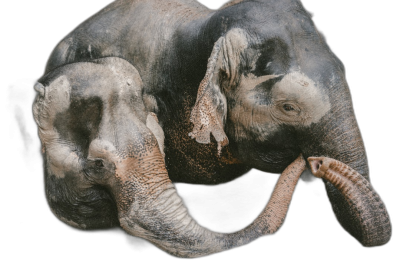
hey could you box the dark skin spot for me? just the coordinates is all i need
[250,38,291,77]
[54,96,103,158]
[248,76,284,106]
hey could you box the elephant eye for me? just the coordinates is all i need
[220,70,228,79]
[95,160,104,168]
[279,103,301,118]
[283,104,295,111]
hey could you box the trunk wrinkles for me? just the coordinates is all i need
[118,153,306,258]
[309,157,391,246]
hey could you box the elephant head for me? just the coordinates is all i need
[33,57,308,257]
[190,2,391,247]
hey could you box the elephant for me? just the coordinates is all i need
[33,0,391,258]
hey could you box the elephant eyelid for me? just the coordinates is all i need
[94,159,104,168]
[283,104,295,111]
[83,159,108,181]
[277,101,301,114]
[86,158,105,169]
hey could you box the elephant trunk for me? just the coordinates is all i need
[299,81,391,246]
[112,146,305,258]
[308,157,391,246]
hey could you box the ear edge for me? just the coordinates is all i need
[33,75,72,145]
[34,82,45,96]
[189,36,229,154]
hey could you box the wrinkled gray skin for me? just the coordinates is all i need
[33,0,391,257]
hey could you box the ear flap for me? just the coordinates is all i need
[189,37,228,154]
[189,29,248,154]
[33,76,81,178]
[33,75,71,137]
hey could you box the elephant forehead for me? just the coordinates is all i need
[272,72,317,95]
[73,69,141,101]
[271,71,331,124]
[106,65,142,98]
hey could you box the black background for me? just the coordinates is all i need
[2,0,398,266]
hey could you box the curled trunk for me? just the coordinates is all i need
[116,149,305,258]
[308,157,391,246]
[297,81,392,246]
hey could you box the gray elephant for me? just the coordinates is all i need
[33,0,391,257]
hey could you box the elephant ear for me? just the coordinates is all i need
[33,76,71,131]
[33,75,81,178]
[189,28,248,154]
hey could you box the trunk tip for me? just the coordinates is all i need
[307,157,330,178]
